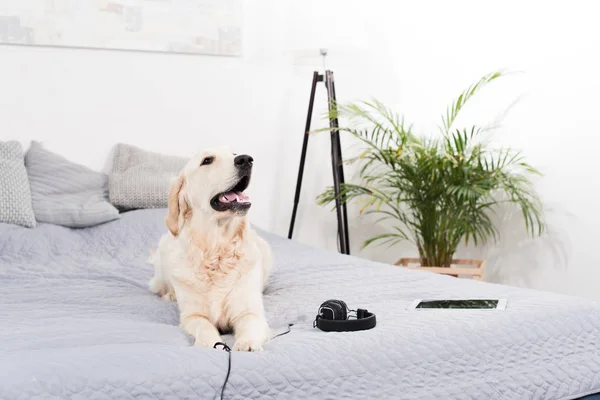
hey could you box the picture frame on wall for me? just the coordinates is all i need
[0,0,243,56]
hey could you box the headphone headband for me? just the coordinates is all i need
[314,300,377,332]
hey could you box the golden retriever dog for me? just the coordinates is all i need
[148,147,273,352]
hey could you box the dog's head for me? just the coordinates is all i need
[165,147,253,236]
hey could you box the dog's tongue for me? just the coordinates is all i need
[219,191,249,204]
[221,192,237,203]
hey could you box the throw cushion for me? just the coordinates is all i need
[108,143,188,210]
[0,141,36,228]
[25,141,120,228]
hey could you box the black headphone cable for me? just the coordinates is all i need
[214,323,293,400]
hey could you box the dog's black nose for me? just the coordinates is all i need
[234,154,253,167]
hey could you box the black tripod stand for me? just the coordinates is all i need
[287,70,351,255]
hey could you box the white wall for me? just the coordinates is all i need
[1,0,599,300]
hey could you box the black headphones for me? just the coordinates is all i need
[314,299,376,332]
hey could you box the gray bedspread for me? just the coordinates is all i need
[1,208,600,400]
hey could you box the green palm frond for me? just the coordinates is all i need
[440,71,504,135]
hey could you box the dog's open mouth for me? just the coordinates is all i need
[210,175,251,213]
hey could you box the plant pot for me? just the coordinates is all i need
[394,258,486,281]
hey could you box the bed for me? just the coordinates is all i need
[1,208,600,400]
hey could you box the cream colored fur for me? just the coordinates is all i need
[148,147,273,352]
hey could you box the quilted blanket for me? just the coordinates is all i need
[1,208,600,400]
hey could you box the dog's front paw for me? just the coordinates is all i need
[148,277,164,295]
[194,337,221,348]
[233,338,265,352]
[161,291,176,302]
[193,330,223,348]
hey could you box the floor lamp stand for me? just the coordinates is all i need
[287,70,350,255]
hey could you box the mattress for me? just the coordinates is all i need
[1,208,600,400]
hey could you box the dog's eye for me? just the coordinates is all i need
[201,157,214,166]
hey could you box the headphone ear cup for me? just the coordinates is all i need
[319,300,341,320]
[333,300,348,320]
[319,300,348,320]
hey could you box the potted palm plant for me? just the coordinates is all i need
[316,71,545,280]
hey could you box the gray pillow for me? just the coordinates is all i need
[108,143,188,210]
[25,141,120,228]
[0,141,36,228]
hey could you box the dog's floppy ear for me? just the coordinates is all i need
[166,174,191,236]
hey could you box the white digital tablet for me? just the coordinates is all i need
[408,299,507,310]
